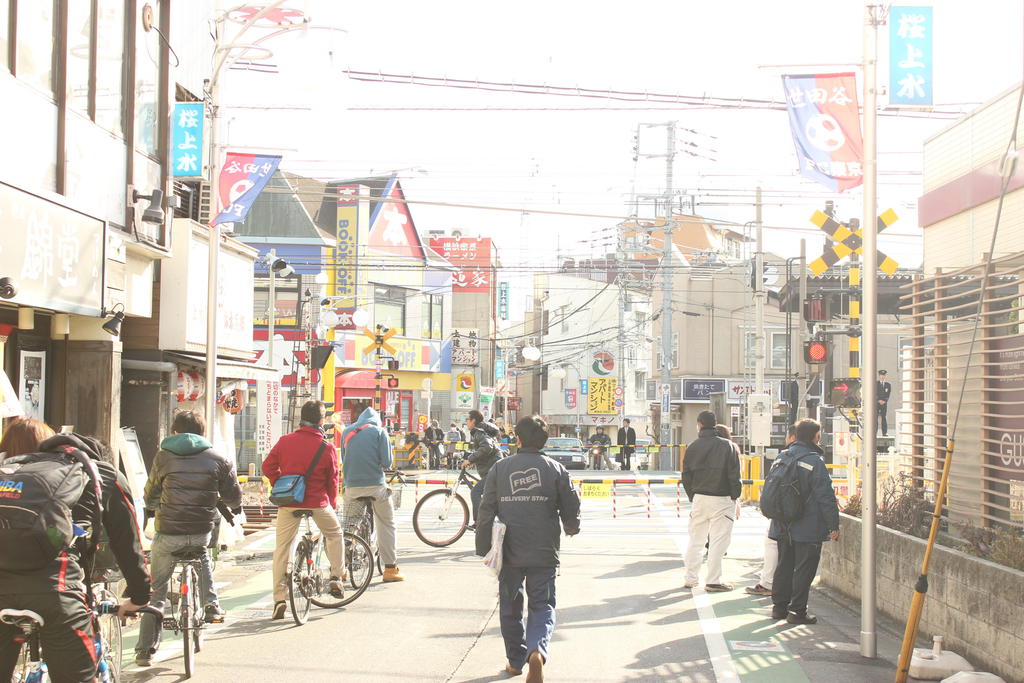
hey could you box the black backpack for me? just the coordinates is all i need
[0,447,103,572]
[759,453,811,523]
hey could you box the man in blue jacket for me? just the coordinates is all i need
[341,406,404,582]
[768,418,840,625]
[476,415,581,682]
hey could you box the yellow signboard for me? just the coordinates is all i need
[333,184,360,307]
[587,377,617,415]
[581,482,611,498]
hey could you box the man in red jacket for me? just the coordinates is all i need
[262,401,345,619]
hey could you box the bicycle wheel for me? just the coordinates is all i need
[413,489,469,547]
[288,540,312,625]
[334,532,373,606]
[99,611,123,682]
[181,565,198,678]
[189,568,205,655]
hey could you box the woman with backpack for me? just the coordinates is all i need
[0,417,54,461]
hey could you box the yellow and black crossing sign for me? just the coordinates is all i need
[362,326,397,355]
[809,208,900,276]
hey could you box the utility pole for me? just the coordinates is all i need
[754,186,766,473]
[617,224,627,434]
[860,1,882,660]
[658,122,676,468]
[798,239,809,419]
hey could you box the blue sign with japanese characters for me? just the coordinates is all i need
[495,359,506,380]
[889,6,933,106]
[682,379,726,402]
[580,379,589,395]
[172,103,205,178]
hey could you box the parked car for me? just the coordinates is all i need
[542,437,587,470]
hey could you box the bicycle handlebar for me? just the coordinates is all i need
[95,602,163,619]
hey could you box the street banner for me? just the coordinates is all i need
[333,184,362,307]
[588,377,616,415]
[428,236,493,292]
[210,152,282,226]
[171,103,204,178]
[889,6,933,106]
[565,388,577,410]
[782,73,864,192]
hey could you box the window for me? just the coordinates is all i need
[134,0,161,155]
[743,331,759,370]
[770,332,789,369]
[16,0,55,95]
[374,285,406,334]
[634,371,645,399]
[66,0,93,115]
[421,294,443,339]
[95,1,124,134]
[656,333,679,370]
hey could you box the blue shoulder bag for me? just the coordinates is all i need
[269,441,328,506]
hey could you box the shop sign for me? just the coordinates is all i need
[507,396,522,411]
[451,328,480,366]
[0,182,104,316]
[428,236,493,293]
[171,103,204,178]
[333,184,361,308]
[588,377,617,415]
[889,6,933,106]
[989,336,1024,480]
[682,378,726,402]
[332,332,442,372]
[255,380,282,458]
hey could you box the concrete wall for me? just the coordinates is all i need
[820,514,1024,681]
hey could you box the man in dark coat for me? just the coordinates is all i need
[877,369,892,436]
[617,419,637,470]
[477,415,581,682]
[768,418,840,625]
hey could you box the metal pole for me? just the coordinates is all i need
[860,1,881,659]
[268,254,276,377]
[754,187,765,470]
[798,239,809,419]
[659,122,676,467]
[204,78,221,430]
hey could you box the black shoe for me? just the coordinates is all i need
[786,611,817,625]
[771,605,788,620]
[271,601,287,620]
[134,652,152,667]
[466,523,476,531]
[204,604,226,623]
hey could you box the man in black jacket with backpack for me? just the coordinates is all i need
[765,419,839,625]
[461,409,502,524]
[0,433,151,683]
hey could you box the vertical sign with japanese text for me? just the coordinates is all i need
[587,378,617,415]
[334,184,360,308]
[428,236,493,293]
[782,73,864,192]
[498,281,509,320]
[171,103,204,178]
[565,388,577,410]
[889,6,933,106]
[255,380,282,460]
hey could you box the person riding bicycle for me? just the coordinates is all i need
[136,410,242,666]
[0,432,151,683]
[587,427,612,469]
[460,409,502,526]
[341,405,405,583]
[424,420,444,469]
[264,401,347,620]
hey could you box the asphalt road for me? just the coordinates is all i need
[117,475,914,682]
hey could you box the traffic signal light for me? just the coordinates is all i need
[804,340,828,364]
[803,293,827,322]
[386,377,399,389]
[829,378,861,408]
[386,359,400,371]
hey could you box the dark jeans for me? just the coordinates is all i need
[877,403,889,435]
[771,535,822,615]
[619,447,633,470]
[498,566,557,670]
[0,591,96,683]
[470,478,483,523]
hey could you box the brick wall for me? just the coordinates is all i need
[820,514,1024,681]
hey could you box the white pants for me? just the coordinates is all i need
[760,534,779,588]
[684,494,736,585]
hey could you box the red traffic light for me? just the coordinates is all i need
[386,377,399,389]
[804,340,828,364]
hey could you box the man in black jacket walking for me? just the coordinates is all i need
[477,415,581,682]
[617,419,637,470]
[461,409,501,524]
[681,410,742,591]
[136,410,242,666]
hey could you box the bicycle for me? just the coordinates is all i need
[287,510,374,626]
[346,470,407,576]
[155,545,216,678]
[412,468,479,547]
[3,597,161,683]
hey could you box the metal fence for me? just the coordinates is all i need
[902,252,1024,529]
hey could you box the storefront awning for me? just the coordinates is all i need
[164,352,282,383]
[336,370,377,389]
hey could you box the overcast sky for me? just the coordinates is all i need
[220,0,1023,283]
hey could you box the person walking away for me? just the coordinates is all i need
[341,406,404,582]
[586,427,613,470]
[0,432,151,681]
[263,401,347,619]
[768,419,839,624]
[681,411,741,591]
[425,420,444,469]
[445,422,463,470]
[0,417,55,462]
[476,415,581,682]
[616,419,637,471]
[877,369,892,436]
[746,424,796,596]
[136,410,242,665]
[461,409,502,525]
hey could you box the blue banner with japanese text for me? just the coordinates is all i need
[889,6,933,106]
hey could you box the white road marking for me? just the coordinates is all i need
[651,495,741,683]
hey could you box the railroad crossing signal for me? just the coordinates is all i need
[362,326,397,355]
[830,377,862,409]
[809,209,900,276]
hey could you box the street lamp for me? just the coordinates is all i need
[259,248,293,374]
[521,343,541,362]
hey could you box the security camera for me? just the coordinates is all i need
[270,258,294,278]
[0,277,16,299]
